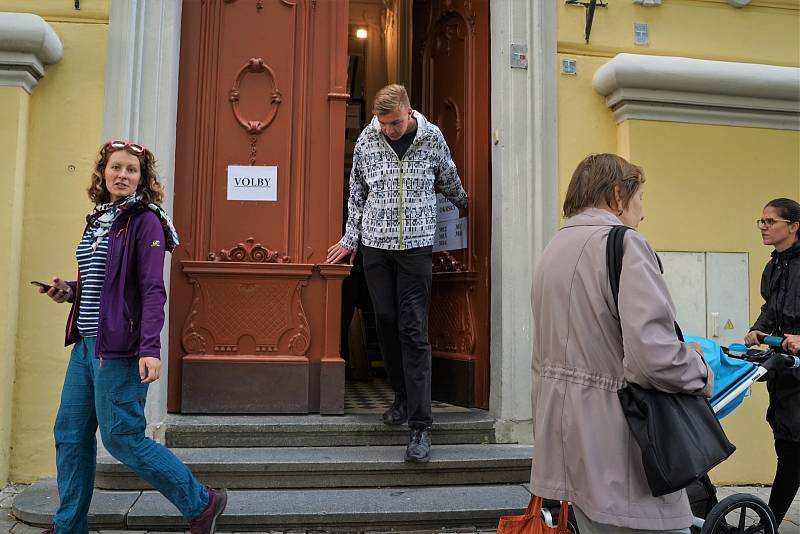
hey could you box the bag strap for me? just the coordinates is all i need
[525,495,543,514]
[525,496,570,529]
[605,225,684,342]
[606,225,629,313]
[557,501,569,529]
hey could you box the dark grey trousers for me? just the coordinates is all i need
[361,245,433,428]
[573,507,691,534]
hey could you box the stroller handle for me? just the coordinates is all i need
[762,335,785,348]
[762,349,800,371]
[725,343,800,369]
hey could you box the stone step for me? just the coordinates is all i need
[13,479,532,531]
[95,444,533,490]
[163,411,496,448]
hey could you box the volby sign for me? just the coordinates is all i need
[227,165,278,201]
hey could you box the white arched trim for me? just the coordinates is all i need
[593,53,800,130]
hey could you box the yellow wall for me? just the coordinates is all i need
[0,1,108,484]
[0,87,30,486]
[558,1,800,484]
[558,0,800,67]
[627,121,800,484]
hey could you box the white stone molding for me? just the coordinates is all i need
[0,13,63,93]
[103,0,183,427]
[593,53,800,130]
[489,0,559,443]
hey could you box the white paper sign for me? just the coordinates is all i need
[227,165,277,201]
[433,216,468,252]
[436,193,460,222]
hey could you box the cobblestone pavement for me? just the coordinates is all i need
[2,484,798,533]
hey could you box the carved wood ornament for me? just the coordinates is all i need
[208,237,290,263]
[180,276,311,357]
[432,251,467,273]
[223,0,267,10]
[430,283,476,354]
[437,96,462,148]
[228,58,282,164]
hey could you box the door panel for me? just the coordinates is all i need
[412,0,490,408]
[168,0,351,414]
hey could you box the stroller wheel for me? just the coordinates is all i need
[700,493,777,534]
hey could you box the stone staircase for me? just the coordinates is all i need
[13,410,533,531]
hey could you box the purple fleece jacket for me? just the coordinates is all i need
[65,203,168,359]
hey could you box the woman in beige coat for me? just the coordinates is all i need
[530,154,714,533]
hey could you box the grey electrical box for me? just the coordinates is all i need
[659,251,750,348]
[634,22,649,45]
[510,44,528,69]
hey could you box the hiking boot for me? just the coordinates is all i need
[405,426,431,463]
[382,394,407,425]
[189,487,228,534]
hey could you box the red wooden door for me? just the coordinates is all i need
[168,0,351,414]
[412,0,491,408]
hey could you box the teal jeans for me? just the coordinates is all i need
[53,337,208,533]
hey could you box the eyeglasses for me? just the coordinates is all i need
[757,218,794,228]
[105,140,147,155]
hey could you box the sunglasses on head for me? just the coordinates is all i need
[105,140,147,155]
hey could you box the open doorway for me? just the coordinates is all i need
[339,0,492,411]
[339,1,409,403]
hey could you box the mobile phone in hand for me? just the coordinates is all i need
[30,280,53,292]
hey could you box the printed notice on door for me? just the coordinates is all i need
[434,194,467,252]
[227,165,277,201]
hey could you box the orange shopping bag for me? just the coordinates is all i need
[497,495,569,534]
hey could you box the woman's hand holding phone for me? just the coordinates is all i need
[36,277,73,303]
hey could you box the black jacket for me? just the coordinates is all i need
[751,239,800,441]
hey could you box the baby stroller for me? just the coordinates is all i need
[541,335,800,534]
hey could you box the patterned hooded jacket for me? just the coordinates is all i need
[339,110,468,251]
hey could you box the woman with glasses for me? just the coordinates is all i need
[37,141,226,534]
[744,197,800,526]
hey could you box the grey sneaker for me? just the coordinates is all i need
[189,487,228,534]
[405,426,431,463]
[382,394,408,425]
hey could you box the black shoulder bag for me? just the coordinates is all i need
[608,225,736,498]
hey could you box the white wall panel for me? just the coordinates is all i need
[660,252,707,338]
[706,252,750,347]
[659,251,750,348]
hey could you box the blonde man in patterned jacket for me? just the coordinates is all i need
[327,84,468,463]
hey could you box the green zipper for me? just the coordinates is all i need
[380,130,425,251]
[399,160,404,249]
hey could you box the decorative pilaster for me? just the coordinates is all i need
[0,13,63,93]
[0,12,62,485]
[489,0,558,443]
[102,0,184,424]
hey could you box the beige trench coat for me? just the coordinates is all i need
[530,208,714,530]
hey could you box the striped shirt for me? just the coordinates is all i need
[76,232,109,337]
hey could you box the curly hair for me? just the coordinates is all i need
[87,142,165,206]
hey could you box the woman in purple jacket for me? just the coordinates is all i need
[39,140,226,534]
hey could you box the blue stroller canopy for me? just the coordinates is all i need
[684,335,758,419]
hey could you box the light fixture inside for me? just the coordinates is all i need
[356,28,368,39]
